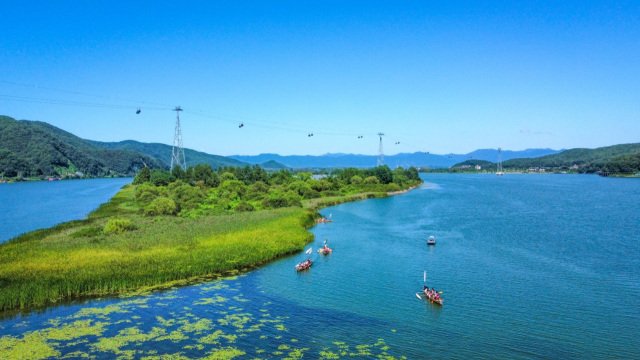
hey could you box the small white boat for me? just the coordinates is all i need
[305,248,312,254]
[427,236,436,245]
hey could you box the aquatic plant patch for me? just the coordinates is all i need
[0,276,407,360]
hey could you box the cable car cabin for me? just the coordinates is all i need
[239,123,244,128]
[136,108,141,114]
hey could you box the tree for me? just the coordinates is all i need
[364,176,379,184]
[372,165,393,184]
[350,175,363,184]
[133,167,151,185]
[171,165,185,180]
[144,197,177,216]
[150,169,174,186]
[405,167,420,181]
[193,164,219,187]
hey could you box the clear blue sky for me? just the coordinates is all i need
[1,1,638,156]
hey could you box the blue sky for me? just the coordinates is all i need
[1,1,638,156]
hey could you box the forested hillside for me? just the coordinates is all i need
[602,153,640,173]
[0,116,166,178]
[89,140,248,169]
[502,143,640,173]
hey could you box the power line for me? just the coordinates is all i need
[0,94,170,110]
[0,79,376,137]
[0,80,174,108]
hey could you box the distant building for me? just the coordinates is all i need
[311,174,327,180]
[528,167,540,172]
[75,172,84,177]
[570,164,579,170]
[459,165,471,169]
[475,165,482,170]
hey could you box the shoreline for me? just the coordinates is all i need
[0,181,421,313]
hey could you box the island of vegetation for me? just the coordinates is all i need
[0,163,422,311]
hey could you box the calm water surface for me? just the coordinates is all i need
[0,178,131,243]
[0,174,638,359]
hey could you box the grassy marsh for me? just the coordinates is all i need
[0,186,315,311]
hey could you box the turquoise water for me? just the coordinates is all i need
[0,178,132,243]
[0,174,638,359]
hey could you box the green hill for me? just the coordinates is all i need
[88,140,248,169]
[502,143,640,173]
[259,160,289,171]
[602,153,640,173]
[453,159,496,168]
[0,116,166,178]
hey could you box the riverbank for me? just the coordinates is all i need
[0,179,421,312]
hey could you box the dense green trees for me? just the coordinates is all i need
[0,116,166,177]
[131,164,423,217]
[602,153,640,173]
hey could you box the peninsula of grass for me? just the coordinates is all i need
[0,164,422,311]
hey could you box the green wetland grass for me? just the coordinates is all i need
[0,186,316,311]
[0,163,421,312]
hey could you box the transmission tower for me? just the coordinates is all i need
[170,106,186,170]
[496,147,504,176]
[377,133,385,166]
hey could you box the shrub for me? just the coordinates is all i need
[220,172,237,183]
[385,183,401,192]
[320,190,339,197]
[245,181,270,201]
[364,176,380,184]
[135,183,161,202]
[144,197,177,216]
[234,201,255,212]
[133,167,150,185]
[300,187,320,199]
[217,180,247,199]
[307,179,331,192]
[103,218,136,234]
[263,196,289,209]
[150,169,175,186]
[170,184,205,212]
[350,175,363,184]
[285,191,303,207]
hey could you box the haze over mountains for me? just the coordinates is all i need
[229,148,563,169]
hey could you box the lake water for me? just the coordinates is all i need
[0,174,639,359]
[0,178,132,243]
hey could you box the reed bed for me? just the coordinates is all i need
[0,187,315,311]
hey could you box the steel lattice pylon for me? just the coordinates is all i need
[170,106,186,170]
[497,147,504,176]
[377,133,385,166]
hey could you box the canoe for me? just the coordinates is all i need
[317,248,333,255]
[422,290,443,305]
[295,260,313,271]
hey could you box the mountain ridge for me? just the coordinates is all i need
[229,148,563,169]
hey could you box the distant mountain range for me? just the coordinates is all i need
[229,148,563,169]
[4,116,636,178]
